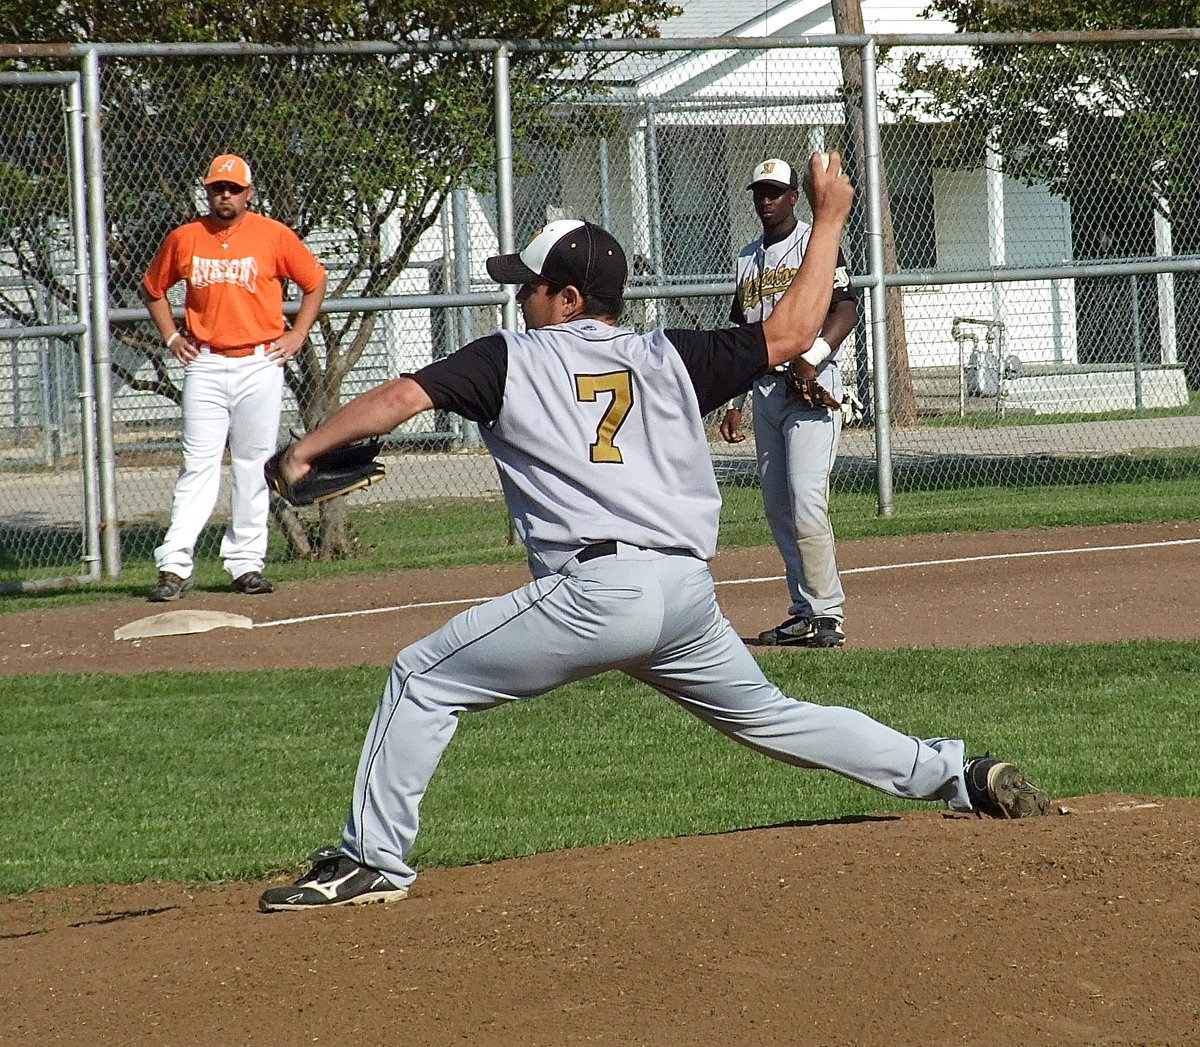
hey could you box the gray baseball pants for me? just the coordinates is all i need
[342,543,971,889]
[752,372,845,622]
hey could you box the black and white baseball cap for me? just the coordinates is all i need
[486,219,627,298]
[747,158,798,191]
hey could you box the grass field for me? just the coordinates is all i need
[3,641,1198,895]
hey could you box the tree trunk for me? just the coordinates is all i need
[830,0,919,427]
[274,316,378,561]
[270,497,314,558]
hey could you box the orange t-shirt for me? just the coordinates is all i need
[142,211,326,350]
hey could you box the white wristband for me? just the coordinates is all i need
[166,332,183,349]
[800,337,834,368]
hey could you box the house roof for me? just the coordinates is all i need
[654,0,953,38]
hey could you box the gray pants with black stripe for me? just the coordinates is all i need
[341,543,971,889]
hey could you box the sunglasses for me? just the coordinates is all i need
[207,182,248,195]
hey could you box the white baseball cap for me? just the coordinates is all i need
[747,158,798,191]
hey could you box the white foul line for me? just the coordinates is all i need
[253,536,1200,629]
[255,596,488,629]
[717,536,1200,586]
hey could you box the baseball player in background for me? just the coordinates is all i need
[258,154,1048,912]
[721,157,859,649]
[140,154,328,602]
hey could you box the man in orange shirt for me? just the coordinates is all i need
[140,154,328,601]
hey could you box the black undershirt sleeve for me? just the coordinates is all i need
[411,324,768,424]
[410,334,507,423]
[664,324,770,416]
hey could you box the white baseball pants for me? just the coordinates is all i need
[154,347,283,580]
[341,544,971,889]
[752,371,845,622]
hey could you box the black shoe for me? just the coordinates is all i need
[148,571,192,603]
[807,617,846,648]
[231,571,275,595]
[259,846,408,912]
[756,615,812,645]
[756,615,845,648]
[964,755,1051,818]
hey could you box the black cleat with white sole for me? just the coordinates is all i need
[259,846,407,911]
[964,755,1051,819]
[757,615,845,648]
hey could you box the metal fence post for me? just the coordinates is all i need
[452,186,482,449]
[492,41,520,545]
[493,43,517,333]
[860,39,893,517]
[1129,274,1144,414]
[67,72,102,581]
[82,47,122,576]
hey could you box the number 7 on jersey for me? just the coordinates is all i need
[574,370,633,464]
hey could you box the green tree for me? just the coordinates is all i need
[0,0,677,557]
[896,1,1200,241]
[892,0,1200,379]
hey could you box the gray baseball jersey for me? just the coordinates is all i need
[488,322,721,575]
[414,319,762,575]
[731,220,855,341]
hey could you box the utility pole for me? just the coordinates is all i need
[831,0,918,427]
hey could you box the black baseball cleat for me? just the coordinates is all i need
[757,615,845,648]
[964,755,1051,818]
[806,616,846,648]
[148,571,192,602]
[259,846,408,912]
[231,571,275,595]
[757,615,811,645]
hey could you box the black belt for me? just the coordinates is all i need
[576,541,618,563]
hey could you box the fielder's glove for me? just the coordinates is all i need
[264,437,386,507]
[783,361,842,412]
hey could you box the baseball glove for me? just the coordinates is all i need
[783,361,842,412]
[264,438,386,507]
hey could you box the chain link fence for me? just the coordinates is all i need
[876,35,1200,505]
[0,70,101,590]
[1,34,1198,590]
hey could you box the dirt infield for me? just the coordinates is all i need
[3,521,1199,1046]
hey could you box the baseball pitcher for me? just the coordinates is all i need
[259,154,1049,912]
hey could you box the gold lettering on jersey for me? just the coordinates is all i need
[191,255,259,292]
[738,264,798,312]
[739,263,852,312]
[575,370,633,464]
